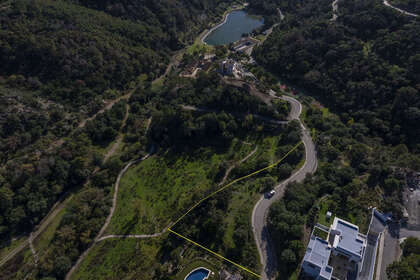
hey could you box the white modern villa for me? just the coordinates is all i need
[302,217,368,280]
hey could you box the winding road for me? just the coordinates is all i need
[331,0,339,21]
[252,94,318,280]
[383,0,418,17]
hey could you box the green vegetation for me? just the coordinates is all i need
[171,128,303,275]
[250,0,420,277]
[389,0,420,14]
[312,227,328,240]
[107,140,255,235]
[33,208,66,253]
[0,236,26,261]
[176,259,219,280]
[186,33,215,56]
[72,238,167,280]
[387,237,420,279]
[0,0,250,278]
[0,248,35,280]
[316,199,335,227]
[254,0,420,152]
[73,235,227,280]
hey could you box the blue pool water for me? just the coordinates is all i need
[204,10,264,46]
[185,268,210,280]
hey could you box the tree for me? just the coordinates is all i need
[281,249,296,265]
[401,237,420,257]
[54,256,71,278]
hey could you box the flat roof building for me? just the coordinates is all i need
[302,236,333,280]
[302,217,367,280]
[330,218,366,264]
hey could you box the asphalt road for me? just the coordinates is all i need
[383,0,419,17]
[379,224,400,280]
[252,95,318,280]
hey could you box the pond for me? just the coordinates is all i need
[185,267,211,280]
[203,10,264,46]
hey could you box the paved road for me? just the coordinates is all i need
[379,224,400,280]
[383,0,418,17]
[252,95,318,280]
[331,0,339,21]
[359,214,385,280]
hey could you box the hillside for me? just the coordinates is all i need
[254,0,420,150]
[252,0,420,277]
[0,0,239,256]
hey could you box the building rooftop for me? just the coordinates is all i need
[303,235,333,280]
[331,217,366,259]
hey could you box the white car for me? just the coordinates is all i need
[268,190,276,198]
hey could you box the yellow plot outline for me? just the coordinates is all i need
[168,141,303,278]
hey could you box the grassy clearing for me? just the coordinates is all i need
[33,208,66,253]
[172,134,300,273]
[73,236,226,280]
[186,36,214,56]
[106,139,255,235]
[0,248,35,280]
[72,237,166,280]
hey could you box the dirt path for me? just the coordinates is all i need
[65,152,152,280]
[97,223,170,242]
[46,91,133,154]
[0,197,70,267]
[223,78,273,106]
[102,103,130,163]
[219,146,258,186]
[0,101,132,268]
[65,115,154,280]
[1,37,174,273]
[28,233,38,266]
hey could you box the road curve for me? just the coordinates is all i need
[383,0,418,17]
[252,95,317,280]
[331,0,339,21]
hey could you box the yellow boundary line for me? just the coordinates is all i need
[168,141,303,278]
[169,228,261,278]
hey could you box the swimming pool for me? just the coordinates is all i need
[185,267,211,280]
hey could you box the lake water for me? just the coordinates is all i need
[204,10,264,46]
[185,268,210,280]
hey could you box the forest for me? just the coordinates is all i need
[0,58,295,278]
[1,0,419,279]
[254,0,420,151]
[252,0,420,278]
[0,2,246,278]
[0,0,241,240]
